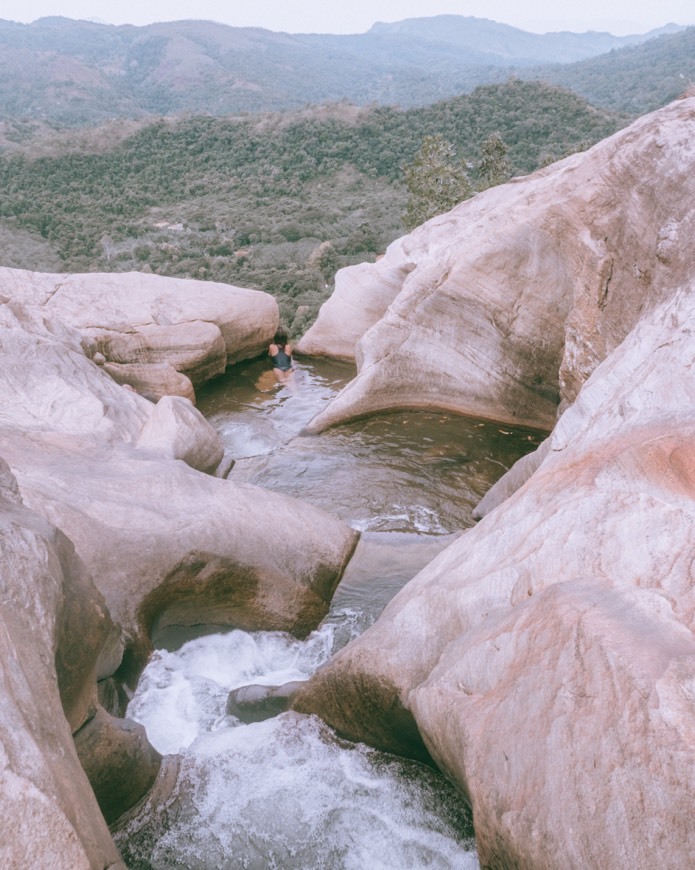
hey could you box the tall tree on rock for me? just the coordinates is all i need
[402,134,473,230]
[478,131,511,189]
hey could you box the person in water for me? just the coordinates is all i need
[269,328,294,383]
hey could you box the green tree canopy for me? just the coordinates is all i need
[478,131,511,188]
[402,134,473,230]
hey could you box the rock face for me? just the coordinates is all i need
[293,285,695,866]
[103,360,196,403]
[0,460,125,869]
[73,706,162,825]
[291,99,695,867]
[0,268,279,399]
[298,96,695,433]
[136,394,225,473]
[0,298,359,676]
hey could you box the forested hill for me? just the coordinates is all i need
[0,80,626,335]
[520,26,695,114]
[0,15,683,124]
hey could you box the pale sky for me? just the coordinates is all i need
[0,0,693,36]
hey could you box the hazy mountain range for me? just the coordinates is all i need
[0,15,689,124]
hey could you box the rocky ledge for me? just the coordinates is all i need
[0,268,278,401]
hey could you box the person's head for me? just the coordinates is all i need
[274,328,288,347]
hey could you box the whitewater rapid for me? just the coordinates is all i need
[117,612,478,868]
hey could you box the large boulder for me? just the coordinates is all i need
[0,301,151,444]
[292,286,695,866]
[94,319,228,386]
[298,96,695,433]
[0,268,279,396]
[295,259,415,360]
[3,435,360,683]
[0,460,126,869]
[73,706,162,825]
[136,394,224,473]
[102,360,196,403]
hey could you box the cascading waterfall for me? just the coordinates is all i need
[114,358,543,868]
[116,610,478,868]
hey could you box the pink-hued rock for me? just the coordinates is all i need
[0,301,151,444]
[103,360,196,403]
[0,290,358,862]
[0,461,125,869]
[136,394,224,474]
[0,298,358,679]
[292,286,695,866]
[300,96,695,433]
[295,259,415,360]
[0,268,279,392]
[92,319,227,387]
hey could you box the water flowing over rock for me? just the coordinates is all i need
[298,96,695,434]
[4,96,695,867]
[0,279,358,863]
[292,98,695,867]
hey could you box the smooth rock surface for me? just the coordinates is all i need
[226,681,304,724]
[299,97,695,433]
[0,301,151,443]
[295,258,415,360]
[103,360,196,403]
[293,285,695,867]
[2,436,359,681]
[92,319,228,387]
[74,706,162,825]
[0,461,125,869]
[0,268,279,394]
[136,394,225,473]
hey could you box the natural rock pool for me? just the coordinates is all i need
[114,358,544,868]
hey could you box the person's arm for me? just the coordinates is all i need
[269,343,278,356]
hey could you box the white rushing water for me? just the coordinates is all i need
[120,609,478,869]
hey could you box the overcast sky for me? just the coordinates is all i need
[2,0,694,36]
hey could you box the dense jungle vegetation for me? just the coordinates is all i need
[0,80,626,334]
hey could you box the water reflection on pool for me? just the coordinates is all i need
[197,357,544,534]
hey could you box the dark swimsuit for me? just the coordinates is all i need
[271,346,293,371]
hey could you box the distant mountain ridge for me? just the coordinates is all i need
[0,15,687,124]
[366,16,682,64]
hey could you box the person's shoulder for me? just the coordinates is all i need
[269,343,278,354]
[286,344,293,354]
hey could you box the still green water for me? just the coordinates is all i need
[197,356,544,535]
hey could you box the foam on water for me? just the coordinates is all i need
[122,616,478,869]
[351,503,452,535]
[117,714,478,870]
[128,616,360,755]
